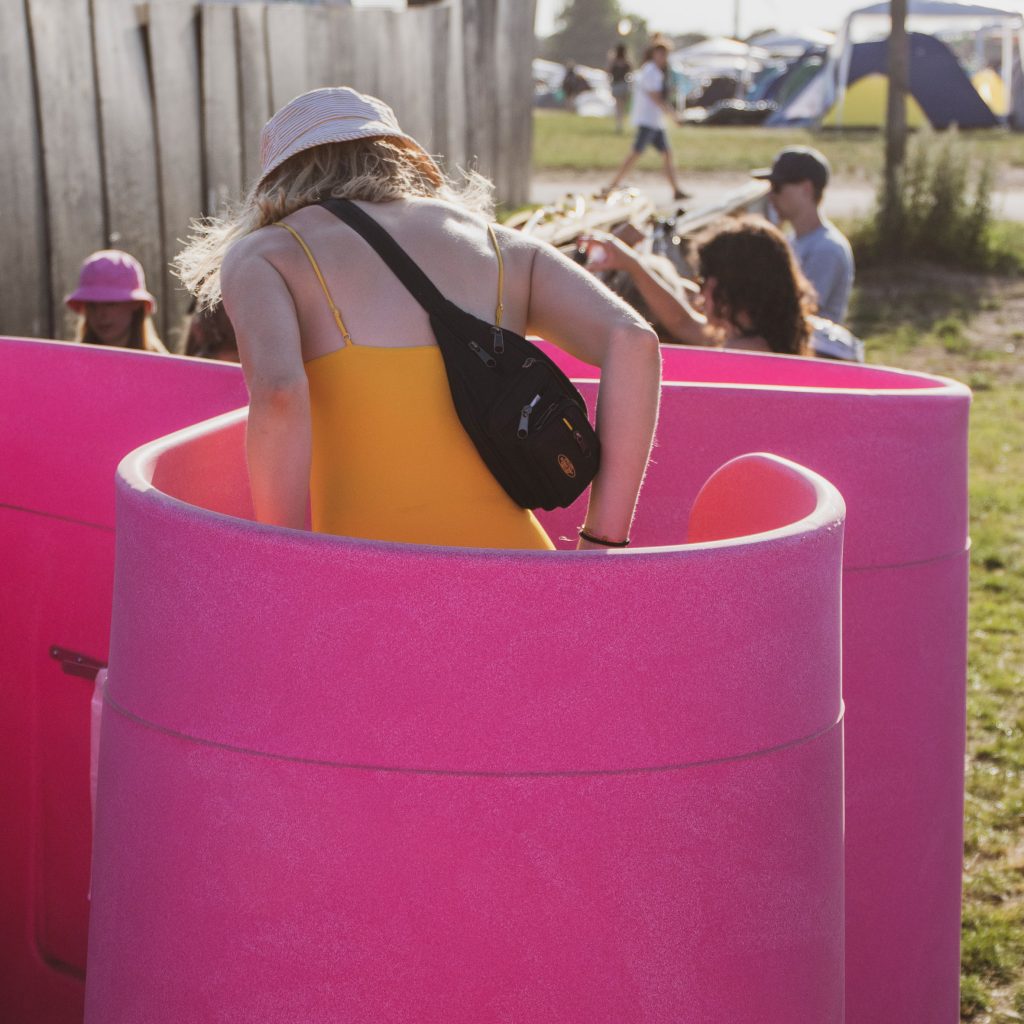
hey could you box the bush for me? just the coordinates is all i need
[850,127,1016,272]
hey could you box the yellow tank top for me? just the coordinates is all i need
[278,218,554,551]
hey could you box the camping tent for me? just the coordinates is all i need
[748,28,836,58]
[768,0,1024,127]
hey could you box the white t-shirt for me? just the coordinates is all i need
[632,61,665,130]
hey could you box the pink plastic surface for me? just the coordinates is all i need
[0,338,246,1024]
[85,437,846,1023]
[3,335,969,1023]
[540,342,971,1024]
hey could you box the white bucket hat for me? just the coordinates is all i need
[256,86,443,190]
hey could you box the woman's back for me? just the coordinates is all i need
[243,197,553,549]
[200,86,660,550]
[257,198,532,360]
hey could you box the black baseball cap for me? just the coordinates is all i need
[751,146,830,191]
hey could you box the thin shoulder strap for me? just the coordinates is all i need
[321,198,504,328]
[273,221,353,345]
[487,223,504,327]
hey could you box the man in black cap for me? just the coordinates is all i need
[751,146,854,325]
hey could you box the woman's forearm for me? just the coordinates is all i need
[580,323,662,546]
[617,250,713,346]
[246,381,311,530]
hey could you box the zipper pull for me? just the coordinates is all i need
[517,394,541,438]
[522,357,536,368]
[492,326,505,355]
[468,340,497,368]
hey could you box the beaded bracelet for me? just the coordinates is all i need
[578,528,630,548]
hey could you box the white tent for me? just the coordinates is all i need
[747,28,836,58]
[671,37,770,90]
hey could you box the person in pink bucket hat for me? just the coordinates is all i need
[66,249,166,352]
[175,87,660,550]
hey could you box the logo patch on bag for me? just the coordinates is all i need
[558,454,576,478]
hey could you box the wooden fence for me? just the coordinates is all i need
[0,0,537,343]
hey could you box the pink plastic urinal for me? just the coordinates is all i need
[538,342,971,1024]
[85,421,846,1024]
[0,337,246,1024]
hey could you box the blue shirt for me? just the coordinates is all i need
[790,219,855,325]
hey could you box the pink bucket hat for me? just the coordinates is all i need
[65,250,156,313]
[256,86,443,190]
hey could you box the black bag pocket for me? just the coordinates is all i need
[518,396,599,510]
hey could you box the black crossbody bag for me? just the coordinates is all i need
[320,198,600,511]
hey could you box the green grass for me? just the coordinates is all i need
[851,269,1024,1023]
[533,109,1024,176]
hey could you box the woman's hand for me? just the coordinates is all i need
[578,232,638,275]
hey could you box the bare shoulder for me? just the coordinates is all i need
[221,226,290,289]
[490,220,545,259]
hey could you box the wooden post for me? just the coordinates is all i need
[883,0,909,248]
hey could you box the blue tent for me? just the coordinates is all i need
[768,0,1023,127]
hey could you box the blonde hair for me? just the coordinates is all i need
[174,137,493,311]
[74,306,167,353]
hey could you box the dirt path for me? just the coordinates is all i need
[531,168,1024,223]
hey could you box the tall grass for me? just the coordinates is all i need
[855,128,1019,272]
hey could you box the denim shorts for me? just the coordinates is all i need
[632,125,669,154]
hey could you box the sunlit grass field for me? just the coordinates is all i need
[533,108,1024,177]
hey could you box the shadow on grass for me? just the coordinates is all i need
[848,265,994,353]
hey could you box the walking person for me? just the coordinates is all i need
[608,44,632,133]
[175,88,660,551]
[605,41,689,201]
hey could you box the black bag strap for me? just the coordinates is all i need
[319,198,450,321]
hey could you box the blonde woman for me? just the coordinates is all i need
[176,87,660,550]
[66,250,167,352]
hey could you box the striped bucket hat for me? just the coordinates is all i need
[256,87,443,190]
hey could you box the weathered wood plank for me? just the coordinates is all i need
[324,4,358,91]
[148,3,203,344]
[440,0,467,171]
[148,2,204,345]
[304,3,331,91]
[91,0,163,325]
[266,2,309,112]
[495,0,537,205]
[461,0,498,186]
[351,8,387,98]
[0,0,49,337]
[427,4,449,167]
[27,0,107,339]
[201,3,243,213]
[395,6,434,149]
[236,2,272,190]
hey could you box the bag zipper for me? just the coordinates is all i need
[517,394,541,438]
[469,340,497,368]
